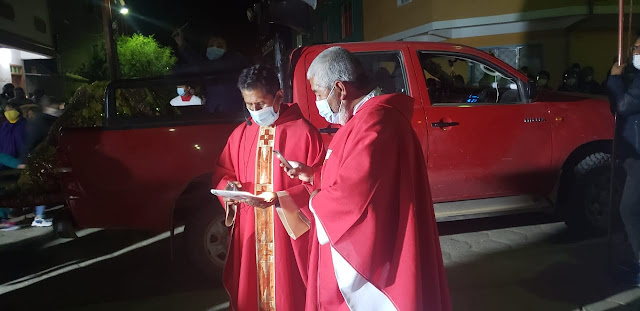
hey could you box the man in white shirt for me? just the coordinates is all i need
[170,85,202,107]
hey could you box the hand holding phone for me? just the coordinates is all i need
[273,150,293,170]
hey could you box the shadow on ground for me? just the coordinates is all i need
[0,229,224,310]
[439,214,640,311]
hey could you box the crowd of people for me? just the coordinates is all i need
[523,63,608,95]
[0,83,63,230]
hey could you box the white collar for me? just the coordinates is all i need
[353,88,382,115]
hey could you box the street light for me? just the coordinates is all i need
[120,7,129,15]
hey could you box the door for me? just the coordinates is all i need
[416,52,553,202]
[58,75,242,231]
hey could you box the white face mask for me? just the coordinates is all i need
[248,105,279,126]
[315,85,341,124]
[633,54,640,70]
[177,87,185,96]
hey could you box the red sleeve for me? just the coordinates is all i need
[280,129,326,220]
[212,130,239,209]
[276,126,326,239]
[310,112,399,244]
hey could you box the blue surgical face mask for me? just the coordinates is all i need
[177,87,185,96]
[315,85,341,124]
[633,54,640,70]
[249,105,279,126]
[206,47,225,60]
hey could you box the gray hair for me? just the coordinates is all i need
[306,46,370,90]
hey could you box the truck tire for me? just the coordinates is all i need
[565,152,611,235]
[185,207,229,280]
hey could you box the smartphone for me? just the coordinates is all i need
[273,150,293,170]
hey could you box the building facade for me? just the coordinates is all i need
[363,0,638,88]
[0,0,54,93]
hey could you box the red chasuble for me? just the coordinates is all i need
[307,94,451,311]
[213,103,325,311]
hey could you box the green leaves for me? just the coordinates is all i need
[117,34,177,79]
[75,34,177,81]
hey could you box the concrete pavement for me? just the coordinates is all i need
[441,222,640,311]
[0,213,54,252]
[2,214,640,310]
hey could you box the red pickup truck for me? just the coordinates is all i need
[55,42,614,276]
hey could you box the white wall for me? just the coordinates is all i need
[0,48,25,87]
[0,0,52,47]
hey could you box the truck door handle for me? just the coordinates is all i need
[431,121,460,128]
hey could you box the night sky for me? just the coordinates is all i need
[123,0,258,56]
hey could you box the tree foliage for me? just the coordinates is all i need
[76,34,177,81]
[117,34,177,79]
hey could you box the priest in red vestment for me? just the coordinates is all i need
[212,65,325,311]
[284,47,451,311]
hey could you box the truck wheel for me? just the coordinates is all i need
[185,207,229,279]
[565,152,612,235]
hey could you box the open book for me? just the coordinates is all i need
[210,189,262,201]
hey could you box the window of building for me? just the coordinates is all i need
[418,52,522,106]
[397,0,412,7]
[341,1,353,39]
[322,18,329,42]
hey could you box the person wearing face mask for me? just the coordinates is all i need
[558,70,579,92]
[0,103,27,170]
[284,47,450,311]
[608,37,640,286]
[7,87,34,107]
[579,66,602,94]
[172,30,248,115]
[211,64,325,311]
[0,83,15,110]
[169,85,202,107]
[536,70,552,91]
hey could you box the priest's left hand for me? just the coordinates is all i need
[242,191,278,209]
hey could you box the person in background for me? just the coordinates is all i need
[0,102,27,169]
[0,83,15,109]
[31,89,45,103]
[536,70,552,90]
[579,66,602,94]
[20,101,63,227]
[607,35,640,286]
[519,66,536,81]
[169,85,202,107]
[8,87,34,107]
[172,29,248,115]
[0,150,24,231]
[24,106,37,120]
[0,102,27,230]
[558,71,579,92]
